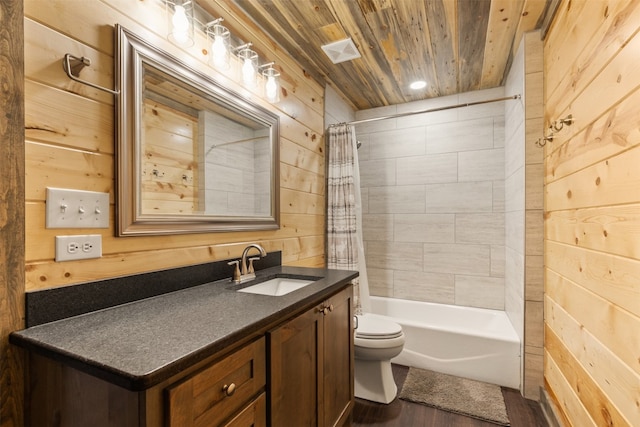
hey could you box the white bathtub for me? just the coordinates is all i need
[368,296,521,389]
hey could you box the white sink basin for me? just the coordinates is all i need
[237,277,316,296]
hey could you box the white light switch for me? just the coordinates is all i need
[46,187,109,228]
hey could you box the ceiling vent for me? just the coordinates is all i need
[321,38,361,64]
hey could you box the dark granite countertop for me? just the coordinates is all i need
[10,265,358,391]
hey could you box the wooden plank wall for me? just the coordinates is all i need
[141,100,198,214]
[24,0,326,292]
[543,1,640,425]
[522,31,544,401]
[0,2,25,426]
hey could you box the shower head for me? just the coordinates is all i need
[356,140,362,149]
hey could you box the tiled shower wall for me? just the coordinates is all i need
[325,85,356,126]
[505,31,544,400]
[198,111,271,215]
[354,87,507,310]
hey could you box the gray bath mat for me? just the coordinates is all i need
[399,367,510,426]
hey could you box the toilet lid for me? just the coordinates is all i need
[356,315,403,339]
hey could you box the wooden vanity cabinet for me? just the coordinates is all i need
[23,284,354,427]
[268,286,354,427]
[26,337,267,427]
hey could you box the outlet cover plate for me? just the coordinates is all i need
[46,187,109,229]
[55,235,102,262]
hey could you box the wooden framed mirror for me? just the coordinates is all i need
[116,25,280,236]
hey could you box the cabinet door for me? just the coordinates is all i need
[268,285,354,427]
[321,287,354,427]
[268,306,321,427]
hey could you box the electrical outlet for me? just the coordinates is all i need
[55,235,102,262]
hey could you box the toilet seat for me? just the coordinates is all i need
[355,315,404,340]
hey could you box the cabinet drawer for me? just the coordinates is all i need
[223,392,266,427]
[166,337,266,427]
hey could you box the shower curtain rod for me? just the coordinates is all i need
[204,135,267,156]
[329,94,521,128]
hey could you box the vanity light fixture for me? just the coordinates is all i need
[260,62,280,103]
[166,0,194,47]
[161,0,283,101]
[409,80,427,90]
[206,18,230,69]
[236,43,258,87]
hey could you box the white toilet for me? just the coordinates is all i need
[354,314,405,404]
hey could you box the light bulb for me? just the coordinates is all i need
[171,5,190,45]
[265,75,278,101]
[172,6,189,30]
[242,57,255,86]
[211,36,228,68]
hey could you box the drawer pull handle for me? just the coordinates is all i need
[321,304,334,315]
[223,383,236,397]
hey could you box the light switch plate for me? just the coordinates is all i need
[46,187,109,228]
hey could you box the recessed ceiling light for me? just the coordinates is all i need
[410,80,427,90]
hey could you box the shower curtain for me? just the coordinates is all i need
[326,124,371,314]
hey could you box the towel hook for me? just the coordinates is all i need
[536,114,574,148]
[535,134,554,148]
[62,53,119,95]
[551,114,574,132]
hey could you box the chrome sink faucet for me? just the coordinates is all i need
[229,243,267,283]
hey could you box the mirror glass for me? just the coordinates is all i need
[116,25,279,235]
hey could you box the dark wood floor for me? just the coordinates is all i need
[353,365,548,427]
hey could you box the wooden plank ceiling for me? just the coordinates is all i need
[225,0,550,110]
